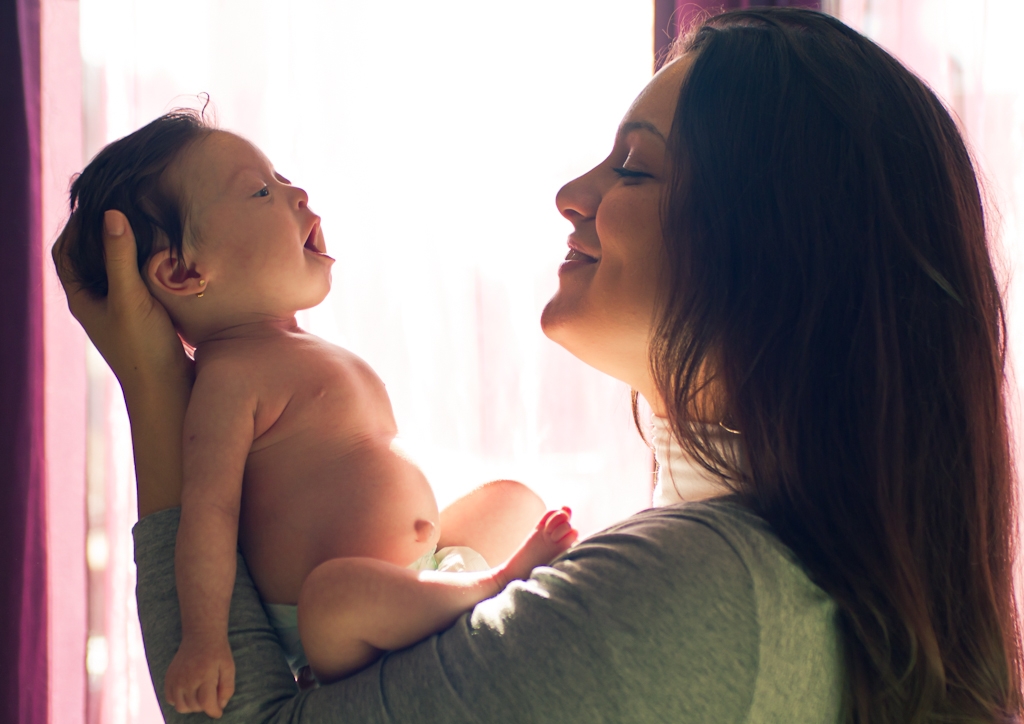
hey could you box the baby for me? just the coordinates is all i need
[61,110,578,718]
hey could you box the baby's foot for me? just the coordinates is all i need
[497,508,578,587]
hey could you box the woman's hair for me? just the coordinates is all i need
[653,8,1021,723]
[60,108,213,296]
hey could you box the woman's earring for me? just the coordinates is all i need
[719,420,741,435]
[197,279,206,298]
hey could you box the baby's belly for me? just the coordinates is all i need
[237,436,439,604]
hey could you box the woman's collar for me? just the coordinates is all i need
[651,416,738,507]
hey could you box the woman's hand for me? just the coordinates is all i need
[52,210,192,394]
[53,209,193,515]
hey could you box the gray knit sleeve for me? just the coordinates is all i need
[133,508,300,722]
[134,505,761,723]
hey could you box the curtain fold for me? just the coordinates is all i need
[0,0,49,722]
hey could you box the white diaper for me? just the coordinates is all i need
[264,545,489,676]
[407,545,490,574]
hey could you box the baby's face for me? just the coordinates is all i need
[176,131,333,321]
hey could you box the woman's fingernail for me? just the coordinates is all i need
[104,211,125,237]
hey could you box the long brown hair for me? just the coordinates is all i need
[651,9,1022,722]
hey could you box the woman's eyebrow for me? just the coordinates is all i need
[620,120,666,143]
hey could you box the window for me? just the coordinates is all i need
[77,3,655,720]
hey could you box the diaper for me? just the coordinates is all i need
[407,545,490,574]
[264,545,489,677]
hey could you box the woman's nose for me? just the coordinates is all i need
[556,166,602,223]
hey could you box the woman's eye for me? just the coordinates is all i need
[254,186,269,198]
[612,167,652,182]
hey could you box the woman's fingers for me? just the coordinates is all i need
[101,210,149,306]
[51,213,104,327]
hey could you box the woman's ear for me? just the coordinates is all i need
[147,249,204,297]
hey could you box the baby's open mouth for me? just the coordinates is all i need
[304,222,327,255]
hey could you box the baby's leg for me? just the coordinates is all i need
[298,509,576,684]
[437,479,546,564]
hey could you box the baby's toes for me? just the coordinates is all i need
[543,509,571,535]
[534,509,559,531]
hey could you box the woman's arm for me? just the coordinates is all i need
[53,210,191,516]
[54,212,301,716]
[134,504,764,723]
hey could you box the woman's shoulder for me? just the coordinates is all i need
[586,498,840,639]
[551,498,843,722]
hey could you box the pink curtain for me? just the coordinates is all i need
[0,0,48,721]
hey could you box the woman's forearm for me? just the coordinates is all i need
[124,364,193,517]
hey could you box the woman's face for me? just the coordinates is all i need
[541,56,691,413]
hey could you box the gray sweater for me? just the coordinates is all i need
[133,500,843,722]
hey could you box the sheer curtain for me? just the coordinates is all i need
[78,3,655,721]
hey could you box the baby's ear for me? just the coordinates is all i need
[147,249,203,297]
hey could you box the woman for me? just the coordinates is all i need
[56,8,1022,723]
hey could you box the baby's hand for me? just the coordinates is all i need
[164,634,235,718]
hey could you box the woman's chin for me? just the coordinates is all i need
[540,294,573,343]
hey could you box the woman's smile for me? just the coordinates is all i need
[541,56,688,400]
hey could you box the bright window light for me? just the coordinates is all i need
[79,3,655,721]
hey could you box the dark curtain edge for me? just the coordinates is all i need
[1,0,48,721]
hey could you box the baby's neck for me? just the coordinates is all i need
[188,316,302,347]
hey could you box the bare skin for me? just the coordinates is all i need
[59,132,570,719]
[299,508,577,683]
[49,53,736,724]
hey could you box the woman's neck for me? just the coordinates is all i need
[651,416,736,507]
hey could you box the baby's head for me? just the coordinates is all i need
[61,110,333,345]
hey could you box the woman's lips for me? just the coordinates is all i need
[558,247,598,275]
[565,248,597,262]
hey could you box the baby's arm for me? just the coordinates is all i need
[297,508,578,683]
[164,356,257,719]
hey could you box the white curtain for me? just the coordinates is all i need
[78,2,655,721]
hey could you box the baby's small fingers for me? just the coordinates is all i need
[197,679,224,719]
[218,663,236,710]
[177,686,199,714]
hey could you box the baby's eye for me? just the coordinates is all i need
[254,186,269,198]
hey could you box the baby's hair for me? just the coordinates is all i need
[61,108,214,297]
